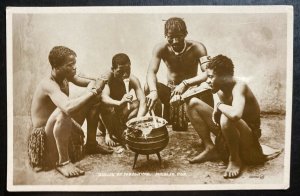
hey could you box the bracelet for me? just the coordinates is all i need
[216,102,223,109]
[182,80,190,87]
[90,88,98,96]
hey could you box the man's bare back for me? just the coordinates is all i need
[31,77,69,128]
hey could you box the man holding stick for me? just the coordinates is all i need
[145,17,213,130]
[99,53,147,147]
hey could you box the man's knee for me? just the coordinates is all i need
[220,114,233,131]
[187,97,204,110]
[53,111,72,137]
[131,100,140,109]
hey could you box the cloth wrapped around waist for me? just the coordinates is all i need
[28,119,85,170]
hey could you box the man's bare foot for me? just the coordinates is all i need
[105,134,118,147]
[85,143,114,155]
[223,159,242,178]
[188,147,218,164]
[56,161,85,178]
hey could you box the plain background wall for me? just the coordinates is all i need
[12,13,287,116]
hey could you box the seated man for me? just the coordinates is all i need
[28,46,113,178]
[100,53,147,147]
[186,54,274,178]
[145,17,213,129]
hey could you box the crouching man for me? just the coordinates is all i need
[100,53,147,147]
[187,54,273,178]
[28,46,113,178]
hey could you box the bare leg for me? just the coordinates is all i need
[100,106,119,147]
[76,104,113,154]
[220,114,242,178]
[186,98,219,164]
[86,106,99,146]
[45,109,84,177]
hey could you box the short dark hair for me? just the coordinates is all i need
[112,53,131,69]
[164,17,188,36]
[48,46,76,68]
[207,55,234,76]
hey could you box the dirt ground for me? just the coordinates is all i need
[12,114,285,186]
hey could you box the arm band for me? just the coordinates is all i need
[200,56,211,65]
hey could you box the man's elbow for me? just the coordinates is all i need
[230,113,242,122]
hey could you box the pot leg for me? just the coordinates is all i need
[133,153,139,169]
[156,152,162,167]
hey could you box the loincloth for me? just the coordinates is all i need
[28,127,47,169]
[215,122,266,165]
[28,119,85,170]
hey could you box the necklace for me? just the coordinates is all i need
[171,41,187,56]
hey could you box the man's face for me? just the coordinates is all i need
[59,54,77,79]
[206,68,222,94]
[112,63,131,81]
[166,29,186,52]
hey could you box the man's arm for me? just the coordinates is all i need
[131,76,147,117]
[147,44,162,92]
[69,75,94,87]
[44,80,95,115]
[146,44,164,110]
[217,83,246,121]
[101,85,120,106]
[183,42,209,86]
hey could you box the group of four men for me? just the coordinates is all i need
[28,17,267,179]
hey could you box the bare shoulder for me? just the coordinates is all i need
[130,74,141,85]
[152,42,168,56]
[232,80,248,95]
[188,40,207,56]
[39,77,60,94]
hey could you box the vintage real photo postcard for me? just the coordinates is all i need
[6,6,293,191]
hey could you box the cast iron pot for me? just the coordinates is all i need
[125,116,169,155]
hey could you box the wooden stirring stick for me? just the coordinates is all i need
[123,78,130,110]
[150,110,159,128]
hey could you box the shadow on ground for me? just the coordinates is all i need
[12,114,285,185]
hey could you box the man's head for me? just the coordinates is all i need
[111,53,131,80]
[164,17,188,52]
[206,55,234,93]
[48,46,77,78]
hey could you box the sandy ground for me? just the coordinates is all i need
[12,114,285,186]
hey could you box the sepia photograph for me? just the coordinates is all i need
[6,6,293,191]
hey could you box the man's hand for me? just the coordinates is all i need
[171,82,189,97]
[170,94,183,106]
[212,102,222,127]
[119,94,133,106]
[146,90,158,111]
[94,78,107,94]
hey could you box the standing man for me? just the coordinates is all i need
[145,17,213,126]
[28,46,113,178]
[100,53,147,147]
[187,55,272,178]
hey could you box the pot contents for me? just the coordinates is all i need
[129,119,165,139]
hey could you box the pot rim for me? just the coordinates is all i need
[126,116,168,129]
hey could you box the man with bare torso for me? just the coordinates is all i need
[186,55,269,178]
[100,53,147,147]
[29,46,113,178]
[145,17,213,124]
